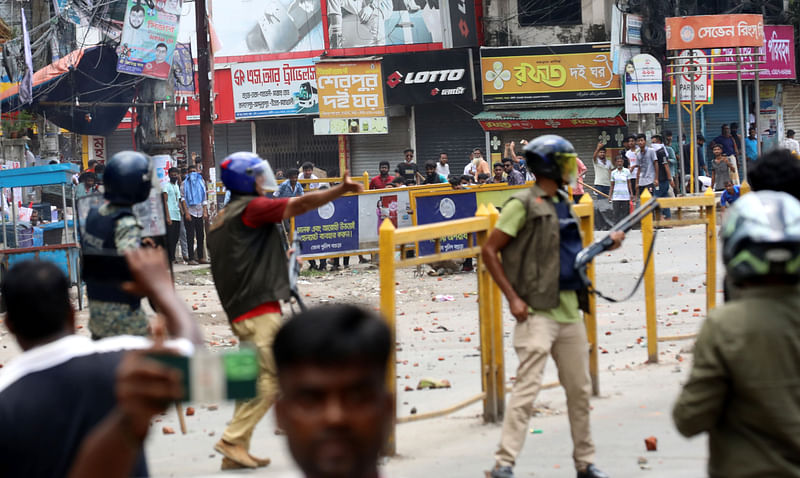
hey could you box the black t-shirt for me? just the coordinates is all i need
[655,146,670,182]
[396,162,418,184]
[0,335,188,478]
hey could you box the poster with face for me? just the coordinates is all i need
[116,0,182,80]
[326,0,441,49]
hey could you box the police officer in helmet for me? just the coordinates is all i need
[208,152,362,470]
[83,151,153,340]
[482,135,620,478]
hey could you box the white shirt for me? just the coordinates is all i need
[435,162,450,178]
[593,157,611,186]
[781,138,800,153]
[626,149,638,170]
[611,168,632,201]
[301,173,320,189]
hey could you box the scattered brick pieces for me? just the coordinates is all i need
[162,426,175,435]
[644,436,658,451]
[185,407,195,416]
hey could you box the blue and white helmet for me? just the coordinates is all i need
[220,152,278,195]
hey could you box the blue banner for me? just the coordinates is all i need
[295,196,359,255]
[415,192,477,256]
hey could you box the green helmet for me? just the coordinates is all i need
[722,190,800,285]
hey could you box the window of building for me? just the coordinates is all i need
[518,0,581,26]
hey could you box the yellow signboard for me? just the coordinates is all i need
[481,44,622,104]
[316,61,385,118]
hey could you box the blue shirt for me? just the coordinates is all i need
[275,180,304,198]
[720,185,741,207]
[745,137,758,160]
[713,135,737,156]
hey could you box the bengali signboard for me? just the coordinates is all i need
[294,196,359,255]
[313,117,388,135]
[316,61,385,118]
[117,0,181,79]
[231,59,319,119]
[415,192,477,255]
[480,44,621,104]
[711,25,796,80]
[666,14,764,50]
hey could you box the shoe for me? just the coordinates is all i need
[214,439,258,468]
[221,457,249,470]
[249,453,271,467]
[198,259,210,265]
[188,260,199,266]
[358,256,370,264]
[577,464,609,478]
[182,256,189,263]
[461,265,474,273]
[490,465,514,478]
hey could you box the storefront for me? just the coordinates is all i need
[476,44,626,185]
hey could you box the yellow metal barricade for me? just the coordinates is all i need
[573,194,599,396]
[640,188,717,363]
[379,204,504,456]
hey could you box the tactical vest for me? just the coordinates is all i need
[500,185,588,312]
[208,195,291,321]
[82,206,142,308]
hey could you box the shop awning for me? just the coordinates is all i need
[474,106,626,131]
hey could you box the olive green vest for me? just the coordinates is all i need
[208,195,291,321]
[500,185,584,311]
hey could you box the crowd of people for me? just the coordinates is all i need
[1,133,800,478]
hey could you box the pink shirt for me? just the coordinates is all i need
[574,158,587,195]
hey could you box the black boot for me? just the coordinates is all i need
[577,464,609,478]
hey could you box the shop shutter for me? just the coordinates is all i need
[414,103,485,177]
[782,84,800,135]
[106,129,136,156]
[350,116,411,177]
[665,83,741,143]
[254,117,339,174]
[498,128,603,186]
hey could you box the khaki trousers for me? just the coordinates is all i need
[222,313,282,450]
[495,314,595,471]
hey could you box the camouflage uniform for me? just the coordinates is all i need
[87,204,148,339]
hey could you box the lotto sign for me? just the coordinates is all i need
[670,49,714,104]
[625,54,663,114]
[316,61,385,118]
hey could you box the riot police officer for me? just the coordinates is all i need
[83,151,152,340]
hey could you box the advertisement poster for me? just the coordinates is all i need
[317,61,385,117]
[357,190,413,249]
[117,0,182,79]
[294,196,359,255]
[211,0,324,58]
[171,43,195,94]
[414,192,477,256]
[711,25,795,80]
[231,59,319,119]
[481,44,621,104]
[151,155,173,188]
[327,0,441,49]
[313,117,388,135]
[625,53,662,114]
[382,49,473,105]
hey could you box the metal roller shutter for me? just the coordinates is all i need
[350,116,411,177]
[106,129,137,156]
[255,117,339,174]
[782,84,800,136]
[665,83,740,143]
[414,103,485,177]
[498,128,603,185]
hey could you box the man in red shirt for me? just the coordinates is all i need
[208,152,362,470]
[369,161,394,189]
[143,43,170,78]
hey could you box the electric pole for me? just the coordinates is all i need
[195,0,215,183]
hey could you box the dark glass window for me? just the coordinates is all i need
[518,0,581,26]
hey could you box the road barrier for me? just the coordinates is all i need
[378,194,600,455]
[640,188,717,363]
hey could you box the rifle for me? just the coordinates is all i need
[574,198,660,302]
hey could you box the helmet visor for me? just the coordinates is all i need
[555,152,578,187]
[252,160,278,193]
